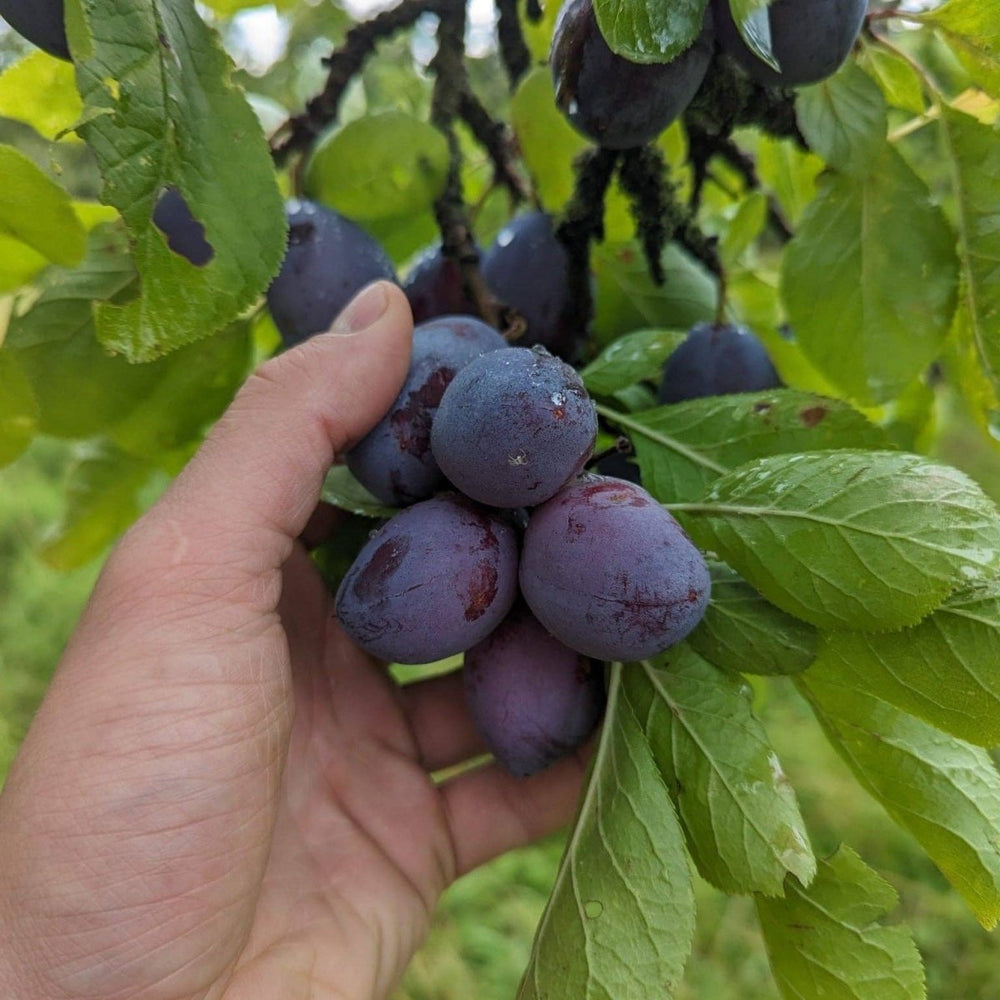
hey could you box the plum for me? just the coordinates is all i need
[712,0,868,87]
[431,346,597,509]
[520,475,710,660]
[480,212,583,359]
[658,322,781,403]
[152,187,214,267]
[266,199,397,347]
[404,244,478,323]
[335,494,519,664]
[347,316,507,506]
[550,0,714,149]
[465,603,605,777]
[0,0,70,60]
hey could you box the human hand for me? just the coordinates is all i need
[0,282,589,1000]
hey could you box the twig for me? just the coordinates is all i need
[496,0,532,89]
[457,90,531,203]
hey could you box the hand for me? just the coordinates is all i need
[0,282,589,1000]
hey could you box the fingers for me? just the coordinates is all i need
[439,743,593,876]
[399,669,488,772]
[135,281,412,586]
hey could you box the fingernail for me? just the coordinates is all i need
[332,282,390,334]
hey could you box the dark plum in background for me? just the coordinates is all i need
[431,346,597,509]
[658,322,782,403]
[266,199,397,347]
[712,0,868,87]
[465,604,606,778]
[347,316,507,506]
[481,212,582,360]
[550,0,714,149]
[520,476,711,661]
[404,244,478,323]
[0,0,70,59]
[594,449,641,485]
[152,187,214,267]
[335,494,519,664]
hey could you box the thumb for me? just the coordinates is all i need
[122,280,413,592]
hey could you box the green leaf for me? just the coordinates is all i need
[676,450,1000,632]
[858,41,926,115]
[937,105,1000,401]
[796,63,888,176]
[923,0,1000,98]
[321,465,397,519]
[304,111,449,228]
[755,136,823,228]
[688,562,818,676]
[510,68,589,212]
[756,845,926,1000]
[719,190,768,268]
[725,0,778,70]
[599,389,888,504]
[40,441,157,570]
[518,664,695,999]
[625,648,815,896]
[0,233,48,293]
[781,145,959,405]
[0,350,39,467]
[0,52,84,141]
[813,581,1000,747]
[4,225,158,439]
[109,321,252,456]
[800,667,1000,930]
[592,0,709,64]
[68,0,286,360]
[592,242,717,347]
[581,329,685,396]
[0,146,86,266]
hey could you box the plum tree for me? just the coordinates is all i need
[480,212,583,359]
[464,603,606,777]
[658,322,782,403]
[550,0,714,149]
[152,187,214,267]
[335,493,519,664]
[346,316,507,506]
[712,0,868,87]
[0,0,70,60]
[403,244,478,323]
[431,346,597,508]
[266,199,397,347]
[520,475,711,660]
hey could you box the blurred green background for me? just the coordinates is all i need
[2,398,999,999]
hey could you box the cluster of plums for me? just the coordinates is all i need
[267,199,582,360]
[550,0,868,149]
[332,320,711,776]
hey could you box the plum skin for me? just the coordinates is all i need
[431,346,598,509]
[152,187,214,267]
[658,322,782,404]
[404,244,478,323]
[464,604,606,778]
[712,0,868,87]
[550,0,715,150]
[520,475,711,661]
[0,0,70,59]
[346,316,507,506]
[480,212,584,360]
[266,199,397,347]
[335,494,519,665]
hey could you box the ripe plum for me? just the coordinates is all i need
[403,244,478,323]
[520,475,710,660]
[335,494,519,664]
[266,199,397,347]
[0,0,69,59]
[658,322,781,403]
[347,316,507,506]
[465,604,606,777]
[431,346,597,509]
